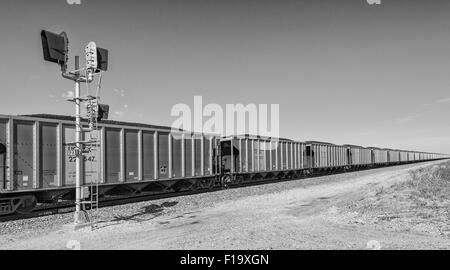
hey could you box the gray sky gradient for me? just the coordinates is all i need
[0,0,450,153]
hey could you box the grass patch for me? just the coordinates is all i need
[396,162,450,202]
[344,161,450,237]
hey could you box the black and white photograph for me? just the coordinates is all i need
[0,0,449,256]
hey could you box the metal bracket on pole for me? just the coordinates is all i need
[66,95,97,103]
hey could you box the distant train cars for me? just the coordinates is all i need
[0,114,448,215]
[219,137,447,183]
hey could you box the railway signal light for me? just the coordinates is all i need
[97,104,109,121]
[85,42,108,73]
[86,101,109,122]
[40,30,69,72]
[96,47,108,72]
[85,41,98,71]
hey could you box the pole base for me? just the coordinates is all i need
[61,210,92,231]
[62,222,92,231]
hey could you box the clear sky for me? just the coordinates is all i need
[1,0,450,153]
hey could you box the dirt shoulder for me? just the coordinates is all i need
[334,162,450,240]
[1,161,449,250]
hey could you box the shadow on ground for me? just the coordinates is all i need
[94,201,178,229]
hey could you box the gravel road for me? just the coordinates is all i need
[1,161,449,250]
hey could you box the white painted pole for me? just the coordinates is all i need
[74,56,82,224]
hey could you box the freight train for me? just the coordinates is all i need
[0,114,447,215]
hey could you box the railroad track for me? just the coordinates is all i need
[0,188,219,223]
[0,163,413,223]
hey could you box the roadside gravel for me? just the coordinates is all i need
[0,161,444,247]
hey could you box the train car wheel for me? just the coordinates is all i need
[220,175,232,188]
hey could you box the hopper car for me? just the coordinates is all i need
[0,114,448,215]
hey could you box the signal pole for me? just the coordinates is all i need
[74,56,83,224]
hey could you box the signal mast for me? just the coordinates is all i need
[40,30,109,228]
